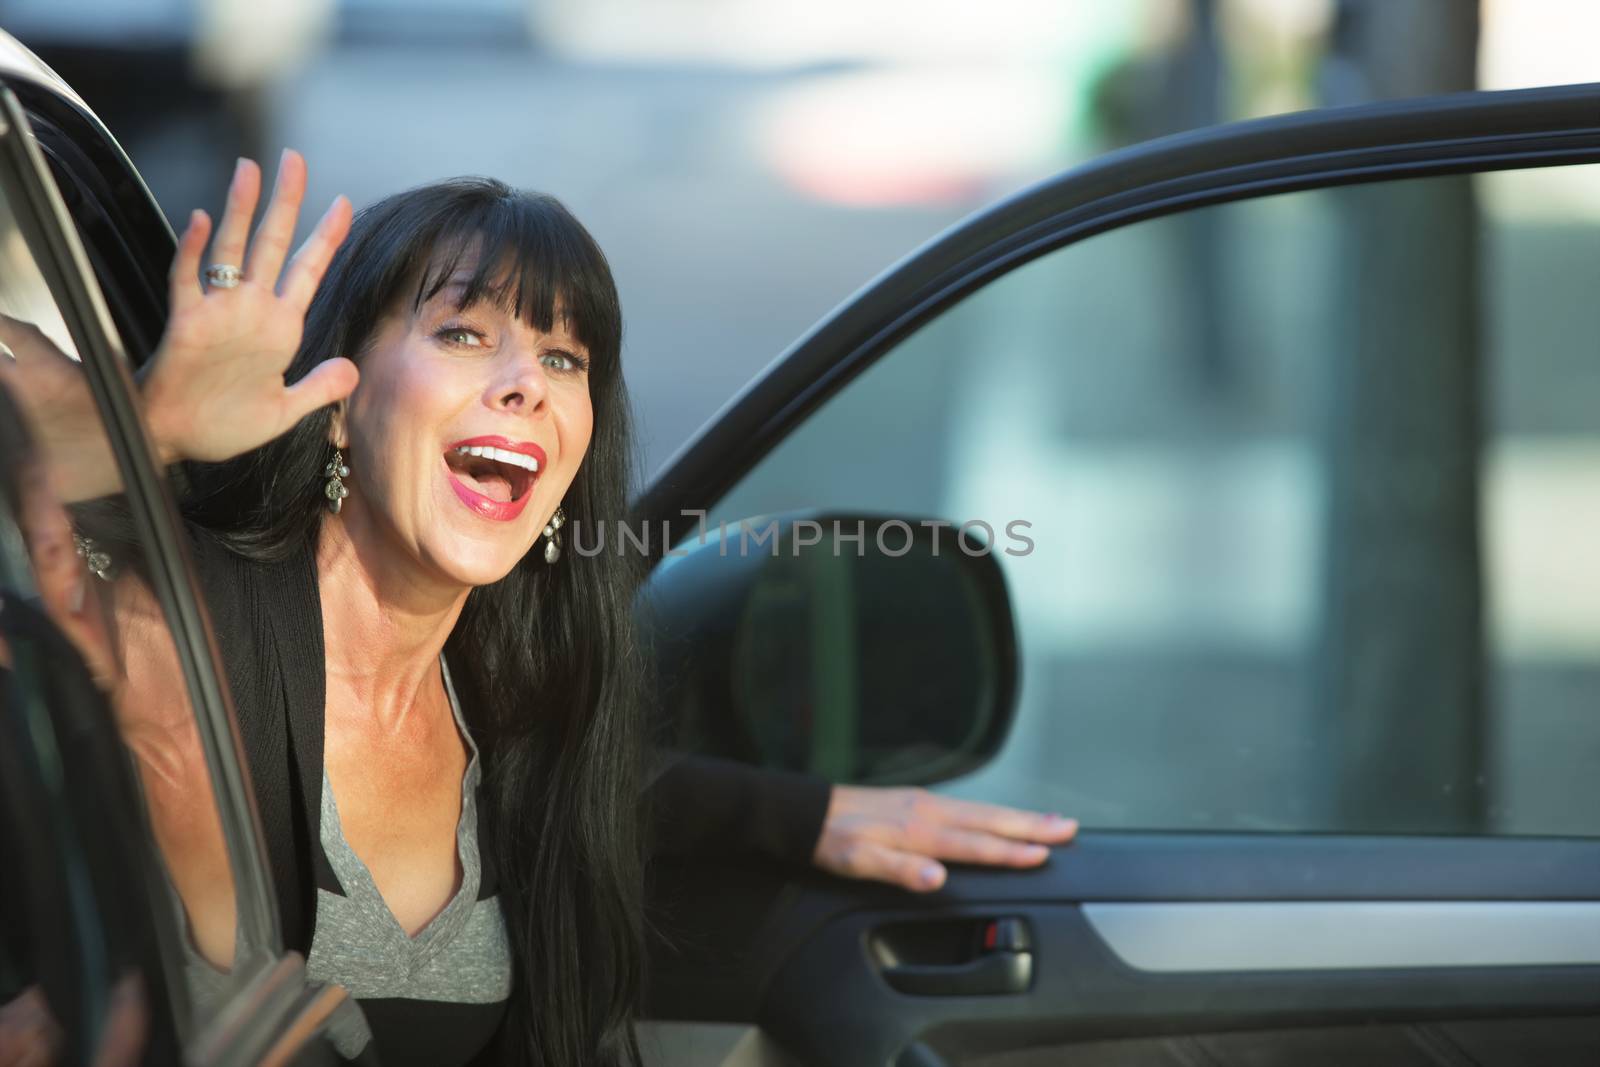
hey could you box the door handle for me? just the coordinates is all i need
[877,917,1033,996]
[881,950,1032,996]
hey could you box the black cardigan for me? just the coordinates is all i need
[185,525,832,956]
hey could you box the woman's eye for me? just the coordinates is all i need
[437,326,485,347]
[541,351,589,374]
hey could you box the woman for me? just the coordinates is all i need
[7,151,1078,1065]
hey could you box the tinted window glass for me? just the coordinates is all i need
[708,164,1600,836]
[0,121,253,1048]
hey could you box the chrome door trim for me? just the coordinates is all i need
[1083,901,1600,972]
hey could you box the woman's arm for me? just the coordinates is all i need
[0,152,355,504]
[649,754,1079,892]
[648,753,831,865]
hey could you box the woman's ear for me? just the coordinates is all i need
[329,401,348,451]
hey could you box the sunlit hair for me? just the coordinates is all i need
[183,178,648,1067]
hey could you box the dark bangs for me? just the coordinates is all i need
[407,187,622,377]
[319,178,622,384]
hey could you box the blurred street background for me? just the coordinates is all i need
[5,0,1598,834]
[6,0,1587,475]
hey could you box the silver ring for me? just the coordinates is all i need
[204,263,244,289]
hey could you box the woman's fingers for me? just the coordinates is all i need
[245,149,308,286]
[168,210,211,317]
[823,838,947,893]
[922,794,1079,844]
[208,157,261,273]
[279,194,352,310]
[282,357,359,425]
[922,825,1056,868]
[176,150,343,312]
[811,785,1078,893]
[148,150,352,468]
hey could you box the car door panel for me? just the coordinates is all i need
[639,82,1600,1066]
[650,851,1600,1064]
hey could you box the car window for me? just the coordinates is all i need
[0,437,185,1065]
[0,94,268,1048]
[706,162,1600,837]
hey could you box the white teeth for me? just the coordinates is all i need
[495,447,540,472]
[453,445,539,473]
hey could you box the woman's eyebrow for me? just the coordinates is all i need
[421,275,585,345]
[421,278,486,314]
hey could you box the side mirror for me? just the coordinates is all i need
[639,512,1019,785]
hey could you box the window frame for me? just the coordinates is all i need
[0,86,345,1062]
[635,82,1600,545]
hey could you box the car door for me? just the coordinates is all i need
[633,83,1600,1066]
[0,60,351,1065]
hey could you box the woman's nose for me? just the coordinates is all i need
[490,350,549,413]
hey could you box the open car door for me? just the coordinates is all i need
[0,56,351,1065]
[634,83,1600,1066]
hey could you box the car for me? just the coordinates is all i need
[1,27,1598,1065]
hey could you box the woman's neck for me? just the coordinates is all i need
[315,511,468,735]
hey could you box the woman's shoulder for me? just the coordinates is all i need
[182,519,314,601]
[180,517,321,677]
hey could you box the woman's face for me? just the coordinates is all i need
[338,268,593,589]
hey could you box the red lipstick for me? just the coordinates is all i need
[443,435,547,523]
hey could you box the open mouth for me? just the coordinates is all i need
[442,441,545,522]
[444,445,538,504]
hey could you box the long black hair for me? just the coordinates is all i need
[183,178,648,1066]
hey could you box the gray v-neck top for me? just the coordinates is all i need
[170,519,831,1065]
[175,657,512,1064]
[305,657,513,1060]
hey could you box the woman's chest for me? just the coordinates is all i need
[323,716,470,935]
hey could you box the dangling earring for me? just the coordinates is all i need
[543,505,566,563]
[323,448,351,513]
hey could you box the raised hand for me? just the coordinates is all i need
[811,785,1079,892]
[140,150,357,465]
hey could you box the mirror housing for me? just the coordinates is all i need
[639,512,1019,785]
